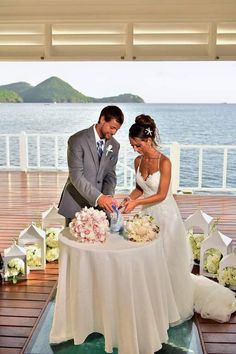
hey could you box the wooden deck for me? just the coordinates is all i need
[0,171,236,354]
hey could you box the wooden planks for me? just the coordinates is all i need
[0,172,60,353]
[0,263,58,354]
[0,171,236,354]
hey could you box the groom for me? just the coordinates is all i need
[58,105,124,225]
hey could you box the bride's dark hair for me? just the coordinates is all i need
[129,114,160,147]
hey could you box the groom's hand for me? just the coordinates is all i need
[97,194,117,213]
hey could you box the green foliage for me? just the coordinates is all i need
[21,76,92,103]
[93,93,144,103]
[0,82,32,95]
[0,89,23,102]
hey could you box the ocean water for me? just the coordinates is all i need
[0,103,236,192]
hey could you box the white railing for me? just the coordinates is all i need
[0,131,236,194]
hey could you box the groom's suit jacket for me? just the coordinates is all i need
[58,125,120,218]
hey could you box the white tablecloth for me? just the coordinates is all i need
[50,229,181,354]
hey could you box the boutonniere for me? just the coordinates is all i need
[106,144,113,156]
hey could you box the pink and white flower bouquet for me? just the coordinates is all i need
[124,213,160,242]
[69,207,110,243]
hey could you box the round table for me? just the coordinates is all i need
[50,228,181,354]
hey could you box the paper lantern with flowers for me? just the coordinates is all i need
[218,248,236,290]
[41,205,64,263]
[18,223,46,270]
[4,240,27,283]
[184,209,214,236]
[200,229,233,278]
[184,209,214,263]
[42,204,65,229]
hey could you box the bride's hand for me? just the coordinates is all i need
[123,199,137,214]
[118,197,130,210]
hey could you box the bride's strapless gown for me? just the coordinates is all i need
[136,168,236,324]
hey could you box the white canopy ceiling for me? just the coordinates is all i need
[0,0,236,61]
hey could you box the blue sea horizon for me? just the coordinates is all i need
[1,102,236,193]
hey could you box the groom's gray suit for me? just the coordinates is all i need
[58,125,120,218]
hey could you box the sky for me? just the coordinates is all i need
[0,61,236,103]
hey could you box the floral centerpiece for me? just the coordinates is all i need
[18,223,46,270]
[46,247,59,262]
[124,213,160,242]
[218,267,236,288]
[188,232,205,263]
[4,240,27,282]
[218,249,236,290]
[26,245,42,267]
[203,248,223,275]
[5,257,25,284]
[69,207,109,243]
[45,227,60,262]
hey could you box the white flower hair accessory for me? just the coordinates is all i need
[106,144,113,156]
[145,127,153,136]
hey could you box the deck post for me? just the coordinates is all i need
[20,131,28,171]
[169,142,180,194]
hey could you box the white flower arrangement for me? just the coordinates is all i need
[26,245,42,267]
[5,257,25,284]
[124,213,160,242]
[204,248,222,274]
[188,231,205,262]
[69,207,110,243]
[218,267,236,288]
[45,227,60,262]
[46,228,60,248]
[106,144,113,156]
[46,247,59,262]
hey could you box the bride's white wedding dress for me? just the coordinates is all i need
[136,167,236,324]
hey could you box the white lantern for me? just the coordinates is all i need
[200,229,233,278]
[42,204,65,229]
[4,240,27,282]
[184,209,214,237]
[184,209,214,264]
[218,248,236,290]
[18,223,46,270]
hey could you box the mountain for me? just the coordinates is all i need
[0,76,144,103]
[21,77,91,103]
[0,89,23,103]
[0,82,32,96]
[93,93,144,103]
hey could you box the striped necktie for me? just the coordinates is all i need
[97,140,104,160]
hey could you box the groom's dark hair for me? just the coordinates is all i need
[98,105,124,125]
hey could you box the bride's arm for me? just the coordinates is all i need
[119,156,143,208]
[129,185,143,200]
[130,156,144,199]
[123,156,171,213]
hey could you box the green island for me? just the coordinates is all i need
[0,76,144,103]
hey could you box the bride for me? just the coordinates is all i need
[120,114,236,324]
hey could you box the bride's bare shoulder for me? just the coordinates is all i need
[134,155,142,170]
[160,153,171,168]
